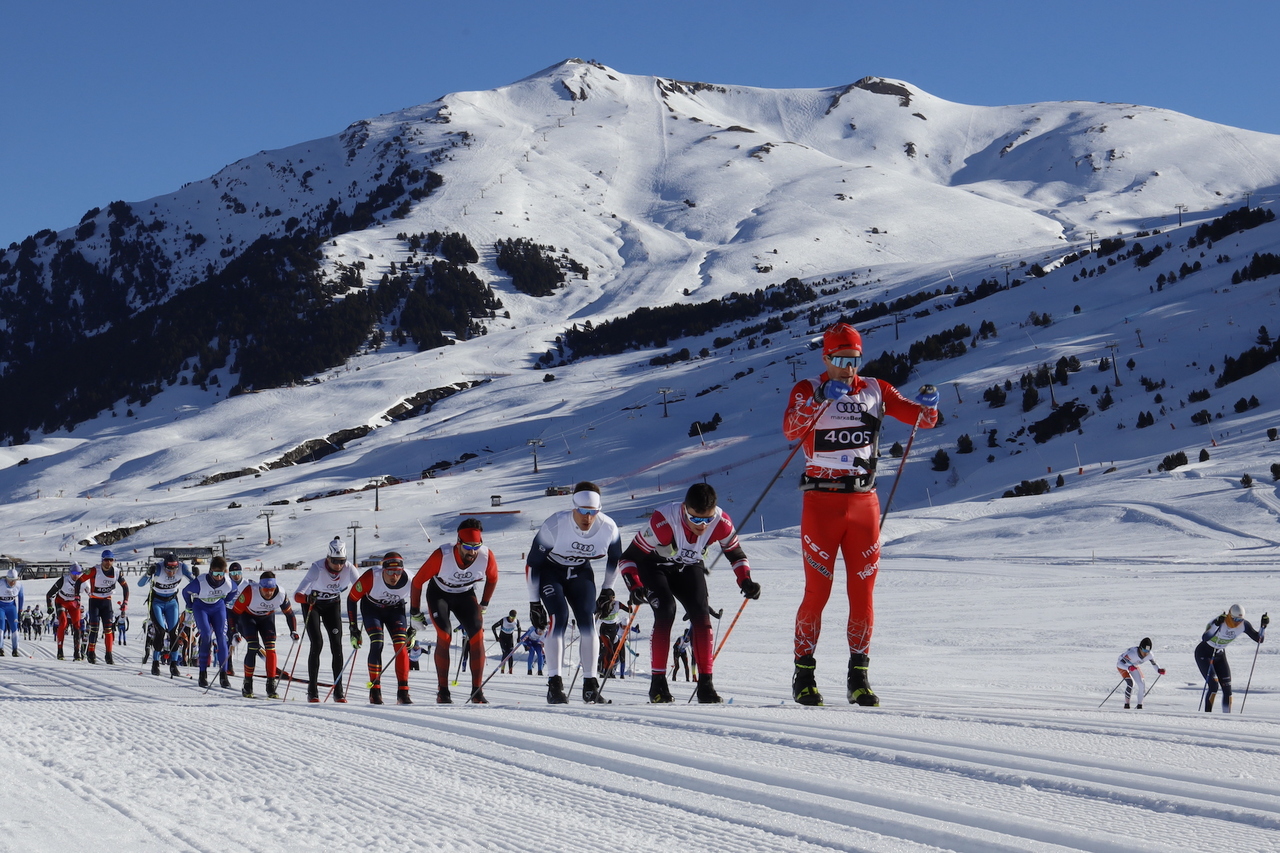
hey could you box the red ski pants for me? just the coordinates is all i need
[794,489,880,659]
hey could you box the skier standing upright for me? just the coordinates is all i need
[181,556,237,688]
[1115,638,1165,709]
[137,553,193,676]
[783,322,938,707]
[80,550,130,665]
[0,568,24,656]
[293,537,358,703]
[46,563,86,660]
[349,551,415,705]
[1196,604,1267,713]
[491,610,521,674]
[411,519,498,704]
[525,482,622,704]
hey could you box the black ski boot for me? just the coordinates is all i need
[57,647,65,660]
[242,677,254,699]
[169,662,181,678]
[198,670,209,688]
[1135,704,1143,709]
[792,655,823,706]
[369,686,384,705]
[696,673,723,704]
[1204,694,1215,713]
[396,688,413,705]
[332,680,347,703]
[546,675,569,704]
[265,677,279,699]
[848,653,879,707]
[307,682,320,703]
[86,648,97,664]
[649,672,673,703]
[437,687,452,704]
[104,650,114,665]
[582,677,610,704]
[470,689,489,704]
[151,659,161,676]
[219,670,232,689]
[1124,703,1131,709]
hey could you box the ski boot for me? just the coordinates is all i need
[649,672,673,704]
[198,670,209,688]
[547,675,569,704]
[104,650,114,665]
[57,647,65,660]
[470,689,489,704]
[169,662,181,678]
[307,683,320,703]
[848,653,879,707]
[225,663,235,677]
[369,686,384,705]
[396,688,413,705]
[437,687,452,704]
[696,673,723,704]
[332,680,347,703]
[582,677,610,704]
[1135,704,1143,709]
[151,659,161,676]
[1124,703,1131,709]
[242,677,254,699]
[538,667,543,676]
[74,649,83,661]
[219,670,232,689]
[792,655,823,706]
[86,648,97,664]
[265,677,279,699]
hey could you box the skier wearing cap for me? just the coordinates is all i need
[519,624,546,675]
[783,322,938,707]
[1116,638,1165,709]
[619,482,755,704]
[0,568,24,656]
[138,553,193,676]
[349,552,415,705]
[223,562,245,676]
[46,564,86,660]
[491,610,521,674]
[411,519,498,704]
[293,536,358,703]
[525,482,623,704]
[231,571,298,699]
[81,550,130,665]
[181,556,237,688]
[1196,604,1268,713]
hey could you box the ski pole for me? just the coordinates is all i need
[597,606,642,698]
[282,601,319,702]
[685,598,752,704]
[1239,630,1265,714]
[451,633,467,686]
[881,386,935,532]
[1198,658,1218,712]
[324,645,360,703]
[469,645,520,702]
[1144,671,1163,701]
[1099,676,1126,708]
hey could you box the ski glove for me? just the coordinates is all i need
[1127,665,1138,672]
[47,606,54,616]
[290,632,300,641]
[1214,613,1226,626]
[814,379,851,403]
[915,384,940,408]
[529,602,548,631]
[1261,613,1270,629]
[1158,668,1166,675]
[351,627,363,649]
[595,588,615,612]
[737,575,761,600]
[621,567,648,606]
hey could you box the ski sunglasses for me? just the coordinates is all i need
[827,355,862,369]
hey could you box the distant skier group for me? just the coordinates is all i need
[2,322,1267,710]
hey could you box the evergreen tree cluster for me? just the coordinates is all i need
[1230,253,1280,285]
[688,412,723,438]
[495,238,582,296]
[1215,337,1280,388]
[551,278,816,363]
[1159,451,1189,472]
[954,277,1008,307]
[1186,206,1276,249]
[861,323,975,386]
[1002,479,1050,498]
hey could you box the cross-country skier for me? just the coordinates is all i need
[138,553,193,676]
[0,568,24,656]
[231,571,298,699]
[293,537,358,703]
[619,483,756,704]
[519,624,547,675]
[1196,604,1268,712]
[672,627,692,682]
[349,551,414,705]
[46,563,86,660]
[411,519,498,704]
[181,556,237,688]
[1115,638,1165,709]
[491,610,521,674]
[223,562,245,676]
[783,322,938,707]
[525,482,622,704]
[80,550,130,665]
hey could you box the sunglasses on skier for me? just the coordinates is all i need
[826,355,862,369]
[686,513,715,525]
[575,507,600,517]
[458,542,482,552]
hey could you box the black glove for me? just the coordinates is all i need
[738,574,761,600]
[1214,613,1226,626]
[529,602,548,631]
[594,588,615,616]
[1261,613,1270,629]
[47,605,55,616]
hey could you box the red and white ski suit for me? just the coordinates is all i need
[783,373,935,658]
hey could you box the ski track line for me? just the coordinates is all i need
[633,706,1280,825]
[278,703,1163,853]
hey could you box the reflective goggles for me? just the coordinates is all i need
[827,355,862,369]
[458,542,483,552]
[686,512,715,525]
[575,507,600,517]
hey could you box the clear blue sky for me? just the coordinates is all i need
[4,0,1277,247]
